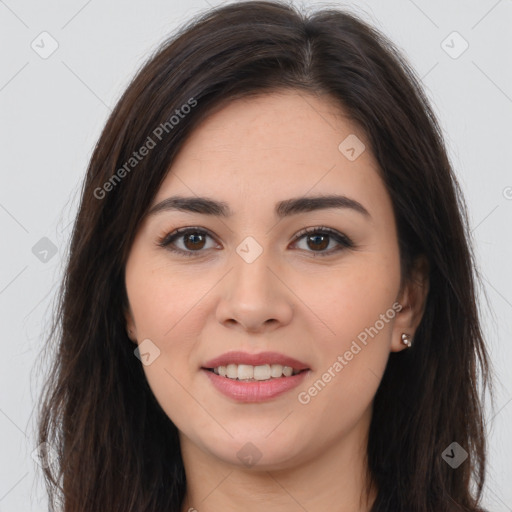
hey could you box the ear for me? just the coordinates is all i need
[124,306,138,344]
[390,254,430,352]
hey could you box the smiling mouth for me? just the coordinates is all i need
[203,363,308,382]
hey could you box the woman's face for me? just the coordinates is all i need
[124,91,422,471]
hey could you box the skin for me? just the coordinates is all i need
[124,91,429,512]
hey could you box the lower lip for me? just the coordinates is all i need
[201,368,310,403]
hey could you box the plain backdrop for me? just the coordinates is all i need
[0,0,511,510]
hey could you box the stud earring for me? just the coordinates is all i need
[401,333,412,348]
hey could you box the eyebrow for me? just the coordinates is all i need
[147,194,371,219]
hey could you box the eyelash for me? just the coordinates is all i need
[157,226,354,258]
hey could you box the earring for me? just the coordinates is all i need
[401,333,412,348]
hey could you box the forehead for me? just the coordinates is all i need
[152,91,385,215]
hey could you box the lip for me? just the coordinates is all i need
[202,351,310,371]
[202,367,310,403]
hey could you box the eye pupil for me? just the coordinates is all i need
[308,234,329,251]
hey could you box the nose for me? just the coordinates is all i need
[215,247,294,334]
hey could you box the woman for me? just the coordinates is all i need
[36,1,491,511]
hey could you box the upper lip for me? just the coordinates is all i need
[202,351,310,370]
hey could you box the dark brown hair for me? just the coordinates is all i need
[36,1,491,511]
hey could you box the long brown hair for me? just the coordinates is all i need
[36,1,492,510]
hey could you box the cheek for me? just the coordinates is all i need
[300,253,399,341]
[125,256,212,405]
[126,268,203,426]
[126,257,204,337]
[297,252,400,401]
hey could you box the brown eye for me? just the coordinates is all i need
[158,228,217,257]
[305,233,330,251]
[158,226,353,258]
[182,232,207,251]
[292,227,354,257]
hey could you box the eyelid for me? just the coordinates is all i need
[157,225,354,257]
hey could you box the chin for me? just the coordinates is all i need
[200,431,308,471]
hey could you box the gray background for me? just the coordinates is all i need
[0,0,511,510]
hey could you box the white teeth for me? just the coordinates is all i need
[270,364,283,378]
[226,364,238,379]
[282,366,293,377]
[238,364,254,380]
[253,364,270,380]
[210,363,302,381]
